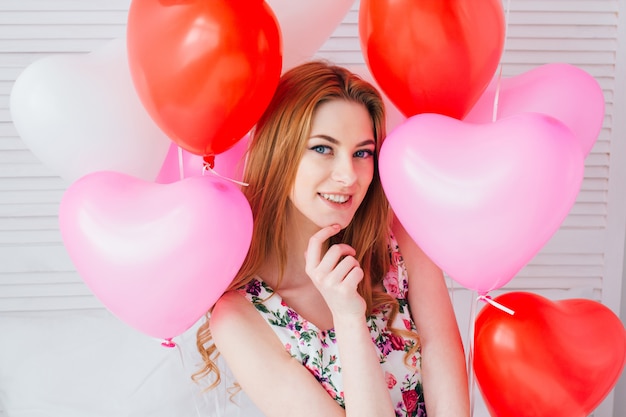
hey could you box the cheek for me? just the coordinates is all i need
[291,161,308,189]
[289,166,312,204]
[359,162,375,187]
[293,171,312,195]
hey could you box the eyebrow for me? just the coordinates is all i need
[309,134,376,147]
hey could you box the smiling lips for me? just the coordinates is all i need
[319,193,350,204]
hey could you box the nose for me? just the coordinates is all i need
[331,155,357,186]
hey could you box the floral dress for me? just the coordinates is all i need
[238,235,426,417]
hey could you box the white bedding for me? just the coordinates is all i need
[0,309,263,417]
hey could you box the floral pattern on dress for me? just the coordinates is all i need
[239,233,426,416]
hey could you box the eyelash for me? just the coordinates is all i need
[311,145,332,155]
[309,145,374,159]
[354,149,374,159]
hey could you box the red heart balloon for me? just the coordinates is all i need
[359,0,505,119]
[127,0,282,157]
[474,292,626,417]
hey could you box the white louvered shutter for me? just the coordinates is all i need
[0,0,130,311]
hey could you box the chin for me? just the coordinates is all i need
[319,217,352,231]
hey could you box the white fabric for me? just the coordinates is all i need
[0,309,264,417]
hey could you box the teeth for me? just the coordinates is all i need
[321,193,349,203]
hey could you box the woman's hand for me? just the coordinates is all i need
[304,224,395,417]
[304,224,366,318]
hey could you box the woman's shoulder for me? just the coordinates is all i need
[210,290,260,337]
[210,289,295,365]
[211,281,288,338]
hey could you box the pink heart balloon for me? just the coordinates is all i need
[59,171,252,340]
[380,113,585,294]
[464,63,605,156]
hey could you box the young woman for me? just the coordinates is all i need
[195,61,469,417]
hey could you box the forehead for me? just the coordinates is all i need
[310,99,374,141]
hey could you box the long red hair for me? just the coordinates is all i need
[194,61,418,388]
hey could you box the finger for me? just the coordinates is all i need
[341,265,365,291]
[304,224,341,269]
[316,243,356,273]
[322,255,361,287]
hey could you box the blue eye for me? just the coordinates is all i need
[354,149,374,159]
[311,145,332,154]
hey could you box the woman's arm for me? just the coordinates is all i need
[392,218,470,417]
[212,288,395,417]
[333,313,396,417]
[210,225,398,417]
[211,291,346,417]
[305,224,395,417]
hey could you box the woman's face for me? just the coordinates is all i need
[288,99,375,232]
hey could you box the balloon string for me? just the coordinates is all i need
[203,164,249,187]
[492,0,512,122]
[466,291,479,417]
[172,342,204,417]
[478,294,516,315]
[177,145,185,181]
[492,67,503,123]
[467,291,515,417]
[448,274,455,318]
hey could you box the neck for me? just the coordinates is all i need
[259,207,327,290]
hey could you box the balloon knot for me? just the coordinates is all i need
[161,338,176,348]
[202,154,215,170]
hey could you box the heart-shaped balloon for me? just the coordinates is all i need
[474,292,626,417]
[359,0,505,119]
[268,0,355,71]
[9,39,171,183]
[465,63,605,156]
[59,171,253,340]
[380,113,585,293]
[155,134,249,184]
[126,0,282,157]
